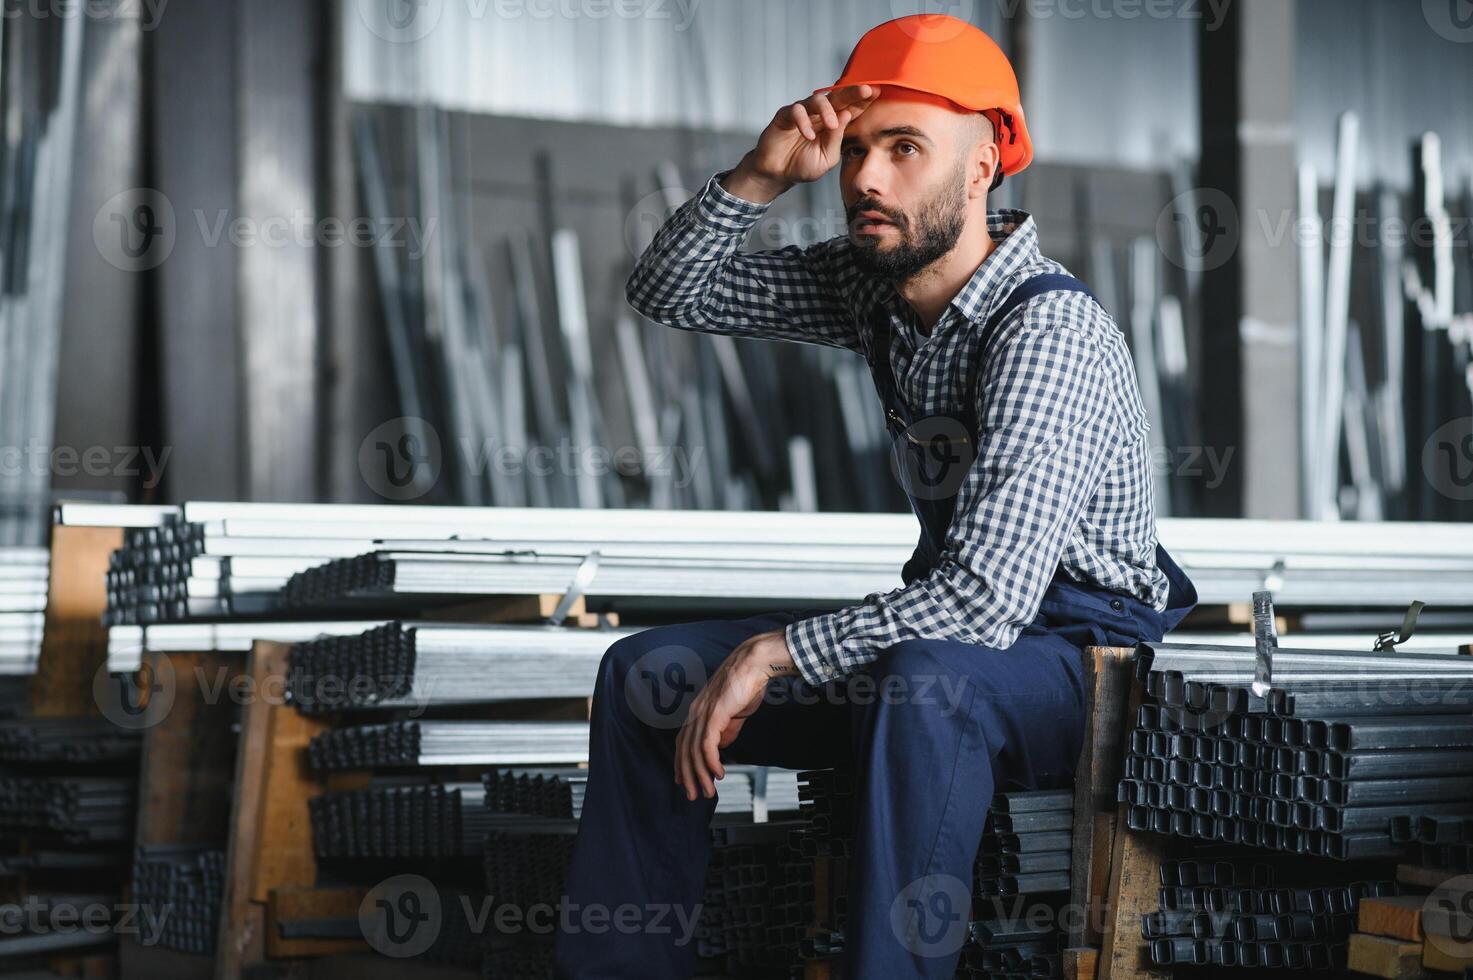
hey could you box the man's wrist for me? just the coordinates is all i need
[741,631,797,682]
[721,152,793,205]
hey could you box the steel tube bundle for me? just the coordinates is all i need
[975,791,1073,898]
[306,721,591,771]
[0,718,139,763]
[0,549,48,673]
[1143,858,1392,971]
[1119,701,1473,858]
[85,502,1473,623]
[481,766,799,821]
[281,549,901,613]
[0,775,136,844]
[310,781,491,858]
[131,845,225,955]
[285,621,632,713]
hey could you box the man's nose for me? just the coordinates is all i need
[847,153,889,202]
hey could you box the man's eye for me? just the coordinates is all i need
[842,146,864,160]
[896,142,917,156]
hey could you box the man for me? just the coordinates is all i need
[555,14,1197,979]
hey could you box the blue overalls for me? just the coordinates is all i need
[554,273,1198,980]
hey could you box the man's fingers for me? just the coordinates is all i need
[804,91,840,131]
[674,724,693,799]
[702,726,725,784]
[786,103,816,141]
[688,714,715,798]
[832,83,880,115]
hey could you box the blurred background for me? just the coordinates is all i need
[4,0,1473,541]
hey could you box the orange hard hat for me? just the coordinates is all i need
[813,14,1033,177]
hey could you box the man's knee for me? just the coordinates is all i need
[596,626,709,731]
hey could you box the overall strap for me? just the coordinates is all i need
[963,272,1097,423]
[982,272,1096,342]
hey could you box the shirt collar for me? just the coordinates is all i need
[948,208,1039,327]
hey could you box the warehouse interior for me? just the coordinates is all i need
[1,0,1473,977]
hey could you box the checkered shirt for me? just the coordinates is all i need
[626,170,1171,686]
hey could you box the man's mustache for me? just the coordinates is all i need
[847,200,908,231]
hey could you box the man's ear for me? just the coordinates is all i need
[970,142,1002,199]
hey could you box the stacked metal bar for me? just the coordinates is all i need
[699,830,813,974]
[0,718,139,763]
[0,548,49,673]
[286,622,630,713]
[0,776,136,844]
[481,943,557,980]
[1143,857,1394,971]
[309,780,492,859]
[131,846,225,955]
[960,919,1063,980]
[306,721,591,771]
[97,502,917,624]
[480,767,799,821]
[1408,815,1473,873]
[1140,641,1473,719]
[105,620,387,674]
[89,502,1473,622]
[795,774,1075,973]
[795,769,855,859]
[1122,641,1473,859]
[975,790,1074,898]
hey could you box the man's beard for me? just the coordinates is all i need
[849,167,968,283]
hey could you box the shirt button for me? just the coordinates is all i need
[1110,598,1125,612]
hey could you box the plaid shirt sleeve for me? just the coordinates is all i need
[784,294,1129,685]
[624,171,863,352]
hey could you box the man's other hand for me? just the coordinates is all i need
[674,628,798,801]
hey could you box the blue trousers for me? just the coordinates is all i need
[554,609,1107,977]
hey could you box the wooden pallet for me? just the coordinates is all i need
[210,594,605,977]
[1067,645,1173,980]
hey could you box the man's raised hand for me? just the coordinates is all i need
[722,84,880,203]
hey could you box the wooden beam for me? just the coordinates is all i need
[216,640,334,980]
[267,885,368,958]
[31,524,121,716]
[1098,678,1171,980]
[1347,933,1426,980]
[134,650,242,846]
[1064,947,1100,980]
[1068,646,1135,947]
[1360,895,1429,943]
